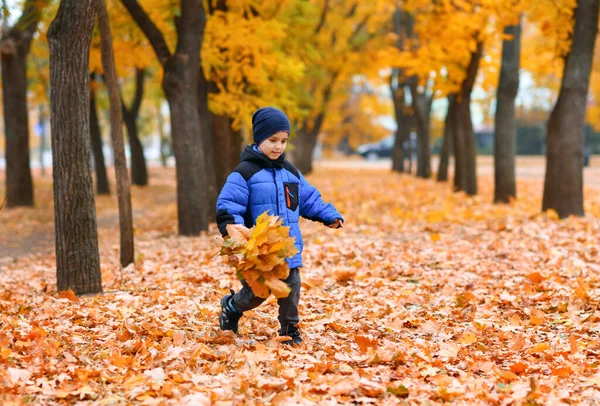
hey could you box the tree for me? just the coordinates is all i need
[409,76,433,178]
[121,68,149,186]
[97,0,134,267]
[390,75,412,173]
[202,1,304,187]
[390,7,411,174]
[437,95,454,182]
[451,42,483,195]
[542,0,598,218]
[48,0,102,294]
[494,21,521,203]
[121,0,210,235]
[1,0,42,207]
[90,74,111,195]
[285,1,394,174]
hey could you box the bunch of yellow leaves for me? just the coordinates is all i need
[218,213,298,299]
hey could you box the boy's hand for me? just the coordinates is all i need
[328,219,344,229]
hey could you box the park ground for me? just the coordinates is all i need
[1,156,600,404]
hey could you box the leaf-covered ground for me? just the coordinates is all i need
[1,165,600,405]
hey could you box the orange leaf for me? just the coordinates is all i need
[498,370,518,381]
[510,362,528,374]
[528,272,544,284]
[510,334,526,351]
[354,334,378,354]
[528,343,551,353]
[551,367,573,377]
[58,289,78,302]
[529,309,546,326]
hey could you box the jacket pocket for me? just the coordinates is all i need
[284,182,299,211]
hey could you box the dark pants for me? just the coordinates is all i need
[231,267,301,328]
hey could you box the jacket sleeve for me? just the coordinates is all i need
[298,172,343,226]
[216,172,249,236]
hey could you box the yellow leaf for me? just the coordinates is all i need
[528,343,550,353]
[246,278,271,299]
[546,209,559,220]
[264,278,291,298]
[458,332,477,345]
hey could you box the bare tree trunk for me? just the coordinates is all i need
[391,75,410,173]
[409,77,432,178]
[122,68,148,186]
[453,42,483,195]
[205,0,242,188]
[294,128,319,174]
[212,113,242,190]
[89,76,110,195]
[542,0,598,217]
[48,0,102,295]
[437,95,454,182]
[198,70,217,220]
[494,21,521,203]
[97,0,134,267]
[1,0,40,207]
[157,103,169,167]
[121,0,210,235]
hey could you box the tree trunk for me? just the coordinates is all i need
[89,78,110,195]
[542,0,598,218]
[121,0,209,235]
[452,42,483,195]
[97,0,134,267]
[391,78,410,173]
[198,70,217,220]
[494,21,521,203]
[157,104,169,167]
[122,68,148,186]
[48,0,102,295]
[294,129,319,174]
[292,81,334,175]
[125,118,148,186]
[1,0,40,207]
[409,77,432,178]
[437,95,454,182]
[212,113,242,190]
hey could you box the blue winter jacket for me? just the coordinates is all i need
[216,145,343,268]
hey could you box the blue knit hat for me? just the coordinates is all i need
[252,107,290,145]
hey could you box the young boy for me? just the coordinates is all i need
[216,106,344,346]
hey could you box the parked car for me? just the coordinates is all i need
[356,133,416,160]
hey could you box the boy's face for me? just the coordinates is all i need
[258,131,289,160]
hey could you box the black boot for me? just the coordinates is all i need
[279,324,302,346]
[219,289,242,333]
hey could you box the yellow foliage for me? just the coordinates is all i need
[203,5,305,129]
[90,0,171,77]
[218,213,298,299]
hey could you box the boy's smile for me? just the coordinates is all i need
[258,131,289,160]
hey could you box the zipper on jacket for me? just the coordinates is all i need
[273,168,279,215]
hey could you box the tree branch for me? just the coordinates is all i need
[131,68,145,116]
[314,0,330,34]
[119,0,172,66]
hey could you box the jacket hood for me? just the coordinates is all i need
[240,145,286,169]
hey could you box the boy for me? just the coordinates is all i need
[216,106,344,346]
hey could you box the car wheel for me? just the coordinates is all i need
[366,152,379,161]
